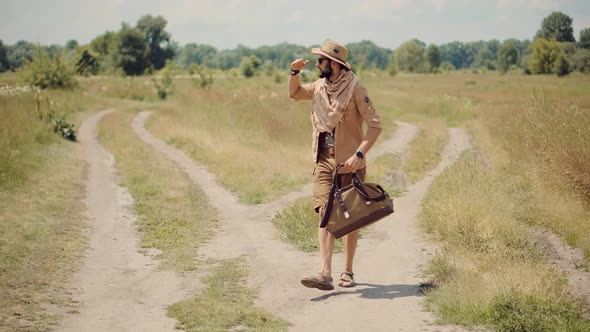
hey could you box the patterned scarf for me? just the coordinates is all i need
[312,70,358,133]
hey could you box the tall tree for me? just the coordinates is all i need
[487,39,501,58]
[528,38,565,74]
[115,24,150,75]
[440,41,468,69]
[579,28,590,49]
[503,38,530,67]
[395,40,426,73]
[0,40,8,72]
[536,12,575,43]
[467,41,497,69]
[571,49,590,73]
[425,44,441,72]
[498,41,518,73]
[66,39,78,50]
[6,40,35,70]
[346,40,391,70]
[90,31,118,57]
[136,15,174,70]
[178,43,218,68]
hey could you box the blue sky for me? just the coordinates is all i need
[1,0,589,50]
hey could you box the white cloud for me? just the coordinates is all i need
[497,0,514,9]
[497,0,559,12]
[527,0,559,11]
[429,0,447,13]
[351,0,407,18]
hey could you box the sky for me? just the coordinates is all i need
[1,0,590,50]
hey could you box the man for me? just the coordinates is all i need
[288,39,382,290]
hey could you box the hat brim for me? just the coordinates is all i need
[311,47,352,70]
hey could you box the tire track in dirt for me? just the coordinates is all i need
[133,111,470,331]
[530,227,590,307]
[291,128,471,332]
[58,110,191,332]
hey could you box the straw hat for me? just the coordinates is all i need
[311,39,352,70]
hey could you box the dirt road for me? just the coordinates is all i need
[56,107,590,331]
[134,112,470,331]
[58,111,194,332]
[60,110,470,331]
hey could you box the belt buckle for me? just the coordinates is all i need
[326,146,335,157]
[324,132,335,147]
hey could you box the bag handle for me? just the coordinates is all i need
[319,164,341,228]
[320,163,355,228]
[353,179,390,202]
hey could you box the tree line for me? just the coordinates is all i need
[1,12,589,78]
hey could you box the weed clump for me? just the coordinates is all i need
[34,93,76,141]
[168,258,290,331]
[152,73,173,100]
[491,292,590,332]
[190,64,214,88]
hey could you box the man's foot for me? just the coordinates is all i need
[301,273,334,291]
[338,271,355,287]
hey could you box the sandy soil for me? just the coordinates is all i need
[57,110,196,332]
[530,227,590,307]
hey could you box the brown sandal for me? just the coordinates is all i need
[338,271,355,287]
[301,273,334,291]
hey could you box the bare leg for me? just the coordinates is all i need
[343,230,358,273]
[338,230,358,287]
[319,227,335,277]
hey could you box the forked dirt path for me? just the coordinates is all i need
[134,112,471,331]
[58,110,194,332]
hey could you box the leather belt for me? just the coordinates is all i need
[322,146,335,156]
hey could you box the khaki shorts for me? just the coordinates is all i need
[313,148,366,214]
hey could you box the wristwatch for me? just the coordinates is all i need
[290,69,300,76]
[356,151,364,159]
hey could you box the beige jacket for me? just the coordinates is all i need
[290,78,382,171]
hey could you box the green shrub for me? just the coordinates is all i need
[48,112,76,141]
[527,38,565,74]
[571,49,590,73]
[190,64,213,88]
[153,73,173,99]
[20,47,77,89]
[555,55,571,77]
[75,49,99,76]
[241,55,261,78]
[440,61,456,72]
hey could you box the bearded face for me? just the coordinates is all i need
[318,58,332,79]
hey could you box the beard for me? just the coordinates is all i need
[319,65,332,79]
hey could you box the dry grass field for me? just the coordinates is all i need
[1,70,589,330]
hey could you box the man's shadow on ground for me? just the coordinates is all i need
[310,283,424,301]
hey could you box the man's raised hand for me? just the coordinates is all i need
[291,59,310,71]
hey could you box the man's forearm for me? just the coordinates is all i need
[288,74,301,97]
[357,127,382,155]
